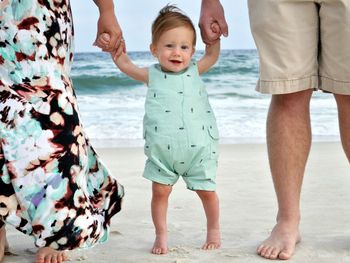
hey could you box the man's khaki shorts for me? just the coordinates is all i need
[248,0,350,95]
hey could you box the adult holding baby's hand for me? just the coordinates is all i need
[199,0,228,45]
[93,0,126,58]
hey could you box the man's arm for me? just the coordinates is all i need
[199,0,228,45]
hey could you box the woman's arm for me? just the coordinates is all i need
[93,0,114,12]
[93,0,125,57]
[197,40,220,75]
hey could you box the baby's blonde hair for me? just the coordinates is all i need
[151,5,196,46]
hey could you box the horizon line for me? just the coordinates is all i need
[75,48,257,54]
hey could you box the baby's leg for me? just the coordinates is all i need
[0,225,8,262]
[196,190,221,250]
[151,182,172,255]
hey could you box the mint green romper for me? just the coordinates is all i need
[143,61,219,191]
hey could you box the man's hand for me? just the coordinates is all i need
[199,0,228,45]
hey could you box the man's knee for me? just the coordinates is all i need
[271,89,313,112]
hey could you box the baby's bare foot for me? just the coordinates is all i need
[35,247,68,263]
[151,234,168,255]
[0,226,8,262]
[202,229,221,250]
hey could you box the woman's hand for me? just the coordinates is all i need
[93,6,125,58]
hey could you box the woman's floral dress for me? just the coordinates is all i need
[0,0,124,250]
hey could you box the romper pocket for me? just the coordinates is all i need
[143,127,150,157]
[207,124,219,140]
[207,124,219,161]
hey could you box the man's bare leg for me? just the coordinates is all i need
[151,182,172,255]
[257,89,313,260]
[35,248,68,263]
[0,225,9,262]
[196,190,221,250]
[334,94,350,162]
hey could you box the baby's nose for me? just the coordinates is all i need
[173,47,181,55]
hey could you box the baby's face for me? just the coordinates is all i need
[151,26,195,73]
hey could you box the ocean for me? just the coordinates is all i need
[72,50,340,148]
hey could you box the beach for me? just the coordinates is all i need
[4,141,350,263]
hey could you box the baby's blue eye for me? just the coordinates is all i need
[165,44,173,48]
[181,45,189,50]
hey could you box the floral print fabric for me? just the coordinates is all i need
[0,0,124,250]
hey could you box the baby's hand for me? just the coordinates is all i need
[210,22,221,38]
[95,33,111,49]
[203,22,221,50]
[95,33,125,60]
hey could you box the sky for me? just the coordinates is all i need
[71,0,256,52]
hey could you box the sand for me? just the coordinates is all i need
[3,142,350,263]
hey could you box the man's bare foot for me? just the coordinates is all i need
[202,228,221,250]
[0,226,9,262]
[257,220,301,260]
[35,247,68,263]
[151,233,168,255]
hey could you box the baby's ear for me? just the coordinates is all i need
[149,43,157,57]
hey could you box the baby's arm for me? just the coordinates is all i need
[97,33,148,84]
[197,40,220,75]
[114,53,148,84]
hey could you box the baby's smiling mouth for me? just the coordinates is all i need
[169,59,182,64]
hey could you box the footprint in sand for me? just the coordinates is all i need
[24,248,36,255]
[5,250,19,256]
[110,230,123,235]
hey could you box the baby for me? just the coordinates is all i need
[96,5,221,255]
